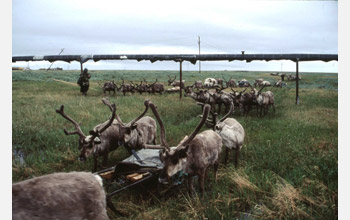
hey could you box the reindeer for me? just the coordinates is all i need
[259,80,271,87]
[120,78,135,96]
[184,86,198,101]
[237,85,257,116]
[102,80,117,94]
[253,78,264,87]
[251,85,276,116]
[102,99,157,153]
[149,79,165,94]
[287,74,301,81]
[216,78,224,87]
[13,172,109,220]
[56,99,118,172]
[196,90,217,113]
[212,87,234,114]
[56,99,157,172]
[274,79,286,88]
[204,78,217,88]
[135,79,150,94]
[165,86,180,93]
[205,103,245,167]
[144,102,222,195]
[223,77,236,88]
[192,80,203,90]
[167,75,185,87]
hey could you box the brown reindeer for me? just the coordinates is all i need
[102,99,157,153]
[56,99,157,172]
[102,80,117,94]
[135,78,151,94]
[56,99,118,172]
[192,80,203,90]
[223,76,236,88]
[144,102,222,194]
[149,79,165,94]
[167,75,185,87]
[120,78,135,96]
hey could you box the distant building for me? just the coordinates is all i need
[12,67,24,70]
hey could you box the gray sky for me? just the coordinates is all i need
[12,0,338,72]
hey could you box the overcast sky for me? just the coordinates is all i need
[12,0,338,72]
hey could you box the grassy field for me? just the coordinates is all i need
[12,69,338,219]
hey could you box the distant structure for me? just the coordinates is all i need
[12,67,24,70]
[47,48,64,71]
[24,63,31,70]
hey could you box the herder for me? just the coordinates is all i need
[77,68,91,96]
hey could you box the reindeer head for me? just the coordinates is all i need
[251,85,266,104]
[143,101,211,184]
[56,99,116,162]
[167,75,176,86]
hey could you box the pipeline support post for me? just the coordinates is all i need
[80,62,83,74]
[296,58,299,105]
[179,59,183,99]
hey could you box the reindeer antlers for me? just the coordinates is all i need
[128,100,151,127]
[102,98,124,125]
[94,102,116,135]
[257,84,266,94]
[181,104,211,146]
[56,105,86,138]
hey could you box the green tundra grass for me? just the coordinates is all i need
[12,70,337,220]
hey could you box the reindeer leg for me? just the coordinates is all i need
[198,171,205,196]
[214,162,219,182]
[204,167,210,189]
[187,176,194,194]
[224,147,229,165]
[235,146,240,168]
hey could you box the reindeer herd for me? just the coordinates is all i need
[98,74,288,96]
[13,74,290,220]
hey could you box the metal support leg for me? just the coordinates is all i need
[179,60,183,99]
[296,59,299,105]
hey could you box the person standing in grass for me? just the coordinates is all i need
[77,68,91,96]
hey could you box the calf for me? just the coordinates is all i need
[13,172,109,220]
[144,102,222,194]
